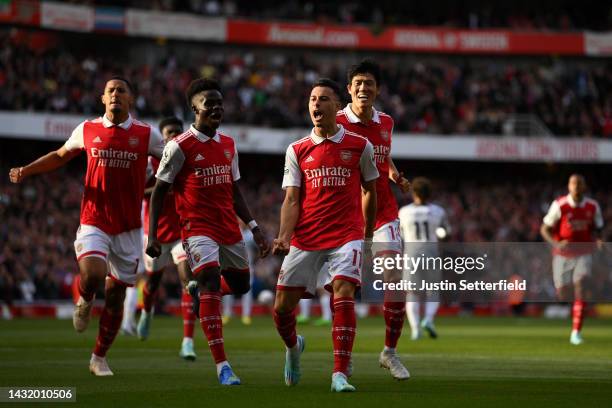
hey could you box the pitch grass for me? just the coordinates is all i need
[1,316,612,408]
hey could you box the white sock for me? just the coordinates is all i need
[299,299,311,319]
[406,301,420,335]
[222,296,233,317]
[242,290,252,318]
[424,301,439,324]
[288,341,301,357]
[383,346,396,354]
[182,337,193,345]
[216,360,230,376]
[320,293,331,320]
[122,287,137,328]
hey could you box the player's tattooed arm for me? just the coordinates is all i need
[233,180,270,257]
[388,157,410,193]
[362,179,377,239]
[9,146,80,183]
[146,179,172,258]
[274,187,300,256]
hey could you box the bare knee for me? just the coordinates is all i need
[273,290,301,314]
[332,279,356,298]
[104,279,127,312]
[195,267,221,292]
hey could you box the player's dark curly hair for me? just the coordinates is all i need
[312,78,343,102]
[411,177,432,201]
[158,117,183,133]
[185,78,222,107]
[347,59,381,85]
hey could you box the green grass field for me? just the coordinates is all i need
[1,316,611,407]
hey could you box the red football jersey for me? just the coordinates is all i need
[64,115,163,235]
[337,105,398,230]
[155,126,242,245]
[143,157,181,244]
[282,126,379,251]
[543,194,604,256]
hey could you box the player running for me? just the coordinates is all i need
[398,177,451,340]
[273,78,379,392]
[136,117,199,361]
[146,78,270,385]
[540,174,604,345]
[9,77,164,376]
[336,60,411,380]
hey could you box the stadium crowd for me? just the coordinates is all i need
[78,0,611,31]
[1,29,611,137]
[2,159,611,303]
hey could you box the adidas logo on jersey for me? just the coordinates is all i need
[93,136,102,143]
[305,155,315,163]
[195,154,205,161]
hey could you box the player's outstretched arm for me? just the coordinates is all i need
[9,146,80,184]
[233,180,270,257]
[273,187,300,256]
[388,157,410,193]
[146,179,171,258]
[362,179,378,239]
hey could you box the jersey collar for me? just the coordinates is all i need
[102,114,133,129]
[566,194,585,208]
[342,103,381,124]
[190,125,221,143]
[310,125,345,145]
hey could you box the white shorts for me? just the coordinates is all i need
[74,225,142,286]
[552,254,592,289]
[277,240,363,298]
[183,235,249,275]
[373,219,402,255]
[143,235,187,273]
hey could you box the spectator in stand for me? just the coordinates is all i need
[1,29,611,137]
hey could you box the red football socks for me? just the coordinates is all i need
[572,300,585,332]
[383,300,406,348]
[332,297,356,374]
[274,309,297,348]
[199,292,226,363]
[93,308,123,357]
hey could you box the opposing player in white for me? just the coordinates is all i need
[398,177,450,340]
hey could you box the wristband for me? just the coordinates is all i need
[248,220,258,230]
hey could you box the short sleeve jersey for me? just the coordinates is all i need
[143,156,181,244]
[63,115,164,235]
[543,194,603,256]
[337,104,398,230]
[282,125,379,251]
[398,203,450,243]
[155,125,242,245]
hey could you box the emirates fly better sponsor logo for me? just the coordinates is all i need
[373,144,390,164]
[304,165,352,188]
[194,164,232,186]
[90,147,139,168]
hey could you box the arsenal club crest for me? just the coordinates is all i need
[193,252,201,263]
[340,150,352,163]
[128,136,139,147]
[76,243,83,253]
[380,130,390,141]
[224,150,232,160]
